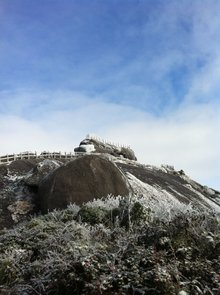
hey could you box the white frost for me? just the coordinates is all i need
[37,159,61,168]
[80,144,95,153]
[85,194,123,210]
[126,172,200,220]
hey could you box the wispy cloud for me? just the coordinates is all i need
[0,89,219,190]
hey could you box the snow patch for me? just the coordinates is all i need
[84,194,123,210]
[5,174,23,181]
[185,185,220,213]
[37,159,61,168]
[79,144,95,153]
[126,172,200,220]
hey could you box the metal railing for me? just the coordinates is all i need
[0,151,84,165]
[0,136,134,165]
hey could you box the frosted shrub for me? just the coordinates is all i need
[41,203,80,223]
[0,196,220,295]
[85,194,123,210]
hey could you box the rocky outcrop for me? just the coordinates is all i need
[8,159,38,175]
[117,161,220,214]
[74,138,137,161]
[38,155,130,213]
[0,161,38,229]
[7,200,34,223]
[119,147,137,161]
[24,159,62,187]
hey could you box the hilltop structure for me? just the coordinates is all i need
[74,135,137,161]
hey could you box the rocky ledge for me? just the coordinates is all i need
[74,136,137,161]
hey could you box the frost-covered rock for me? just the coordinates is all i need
[8,159,36,175]
[7,200,34,222]
[74,137,137,160]
[116,162,220,216]
[24,159,62,187]
[39,155,130,213]
[74,143,95,153]
[203,186,215,196]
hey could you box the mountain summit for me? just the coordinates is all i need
[0,136,219,229]
[74,135,137,161]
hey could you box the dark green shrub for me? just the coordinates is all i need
[77,206,108,225]
[130,201,150,225]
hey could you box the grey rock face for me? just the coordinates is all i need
[0,159,62,229]
[38,155,130,213]
[24,159,61,187]
[8,159,37,175]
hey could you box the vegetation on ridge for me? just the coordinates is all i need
[0,195,220,295]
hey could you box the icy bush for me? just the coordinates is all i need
[85,194,123,210]
[1,193,220,295]
[133,193,200,221]
[42,203,80,223]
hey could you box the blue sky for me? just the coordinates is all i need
[0,0,220,190]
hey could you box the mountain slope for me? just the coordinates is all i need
[0,137,220,294]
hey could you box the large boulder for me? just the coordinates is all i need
[38,155,130,213]
[119,147,137,161]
